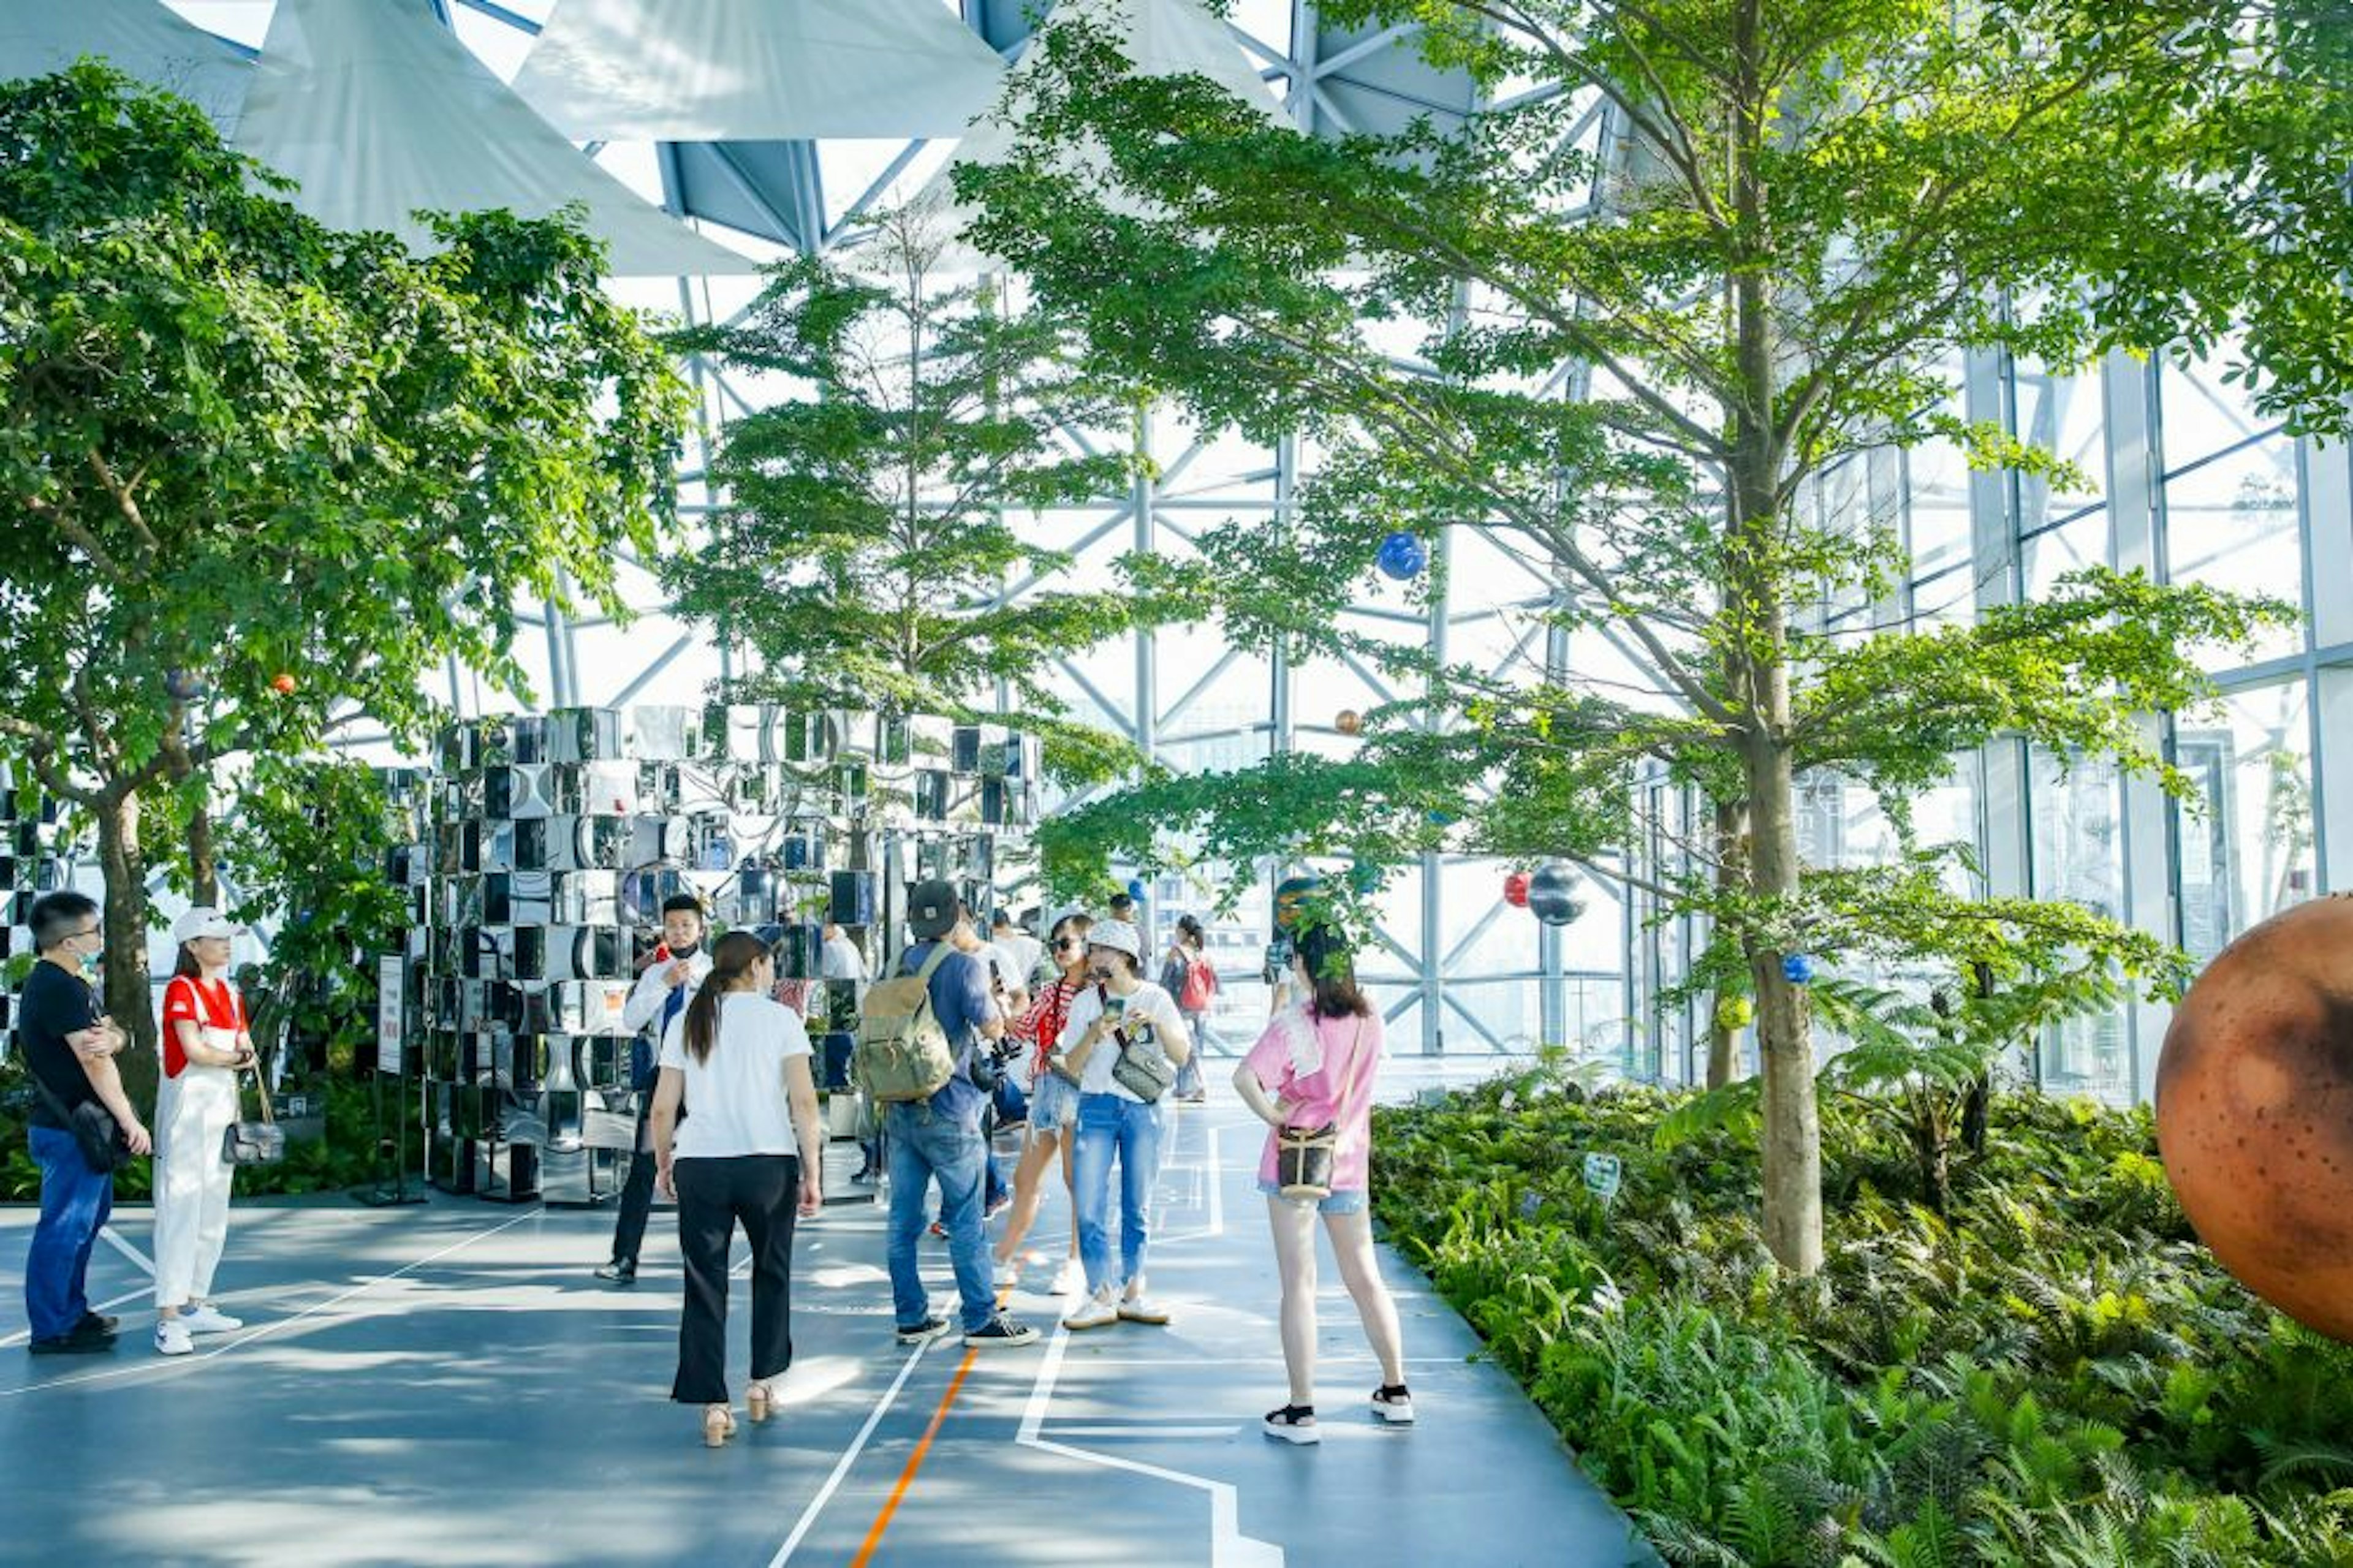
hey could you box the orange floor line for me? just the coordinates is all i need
[850,1345,979,1567]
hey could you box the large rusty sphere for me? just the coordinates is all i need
[2156,894,2353,1342]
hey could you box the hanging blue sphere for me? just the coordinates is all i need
[1125,878,1146,903]
[1782,953,1816,985]
[1376,531,1428,581]
[1347,857,1379,894]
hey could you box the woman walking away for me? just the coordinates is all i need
[1053,918,1191,1331]
[993,913,1091,1295]
[153,909,257,1356]
[650,931,823,1448]
[1232,920,1411,1445]
[1159,915,1218,1104]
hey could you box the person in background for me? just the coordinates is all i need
[596,894,712,1286]
[152,908,257,1357]
[992,912,1091,1295]
[1264,876,1323,1018]
[934,915,1023,1225]
[1107,892,1136,925]
[19,891,148,1356]
[991,909,1044,999]
[883,881,1037,1350]
[1232,919,1411,1445]
[1053,918,1192,1331]
[649,931,823,1448]
[1158,914,1218,1105]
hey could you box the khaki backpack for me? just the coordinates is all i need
[853,943,959,1102]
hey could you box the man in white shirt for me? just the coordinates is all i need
[820,922,868,986]
[991,909,1044,993]
[596,895,713,1285]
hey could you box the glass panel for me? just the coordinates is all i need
[2028,748,2131,1104]
[2173,680,2316,963]
[2023,507,2110,600]
[2012,364,2106,534]
[2162,437,2305,666]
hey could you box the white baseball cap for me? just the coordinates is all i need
[171,907,242,945]
[1086,918,1142,961]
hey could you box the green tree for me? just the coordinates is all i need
[662,202,1144,784]
[963,2,2347,1271]
[0,64,690,1077]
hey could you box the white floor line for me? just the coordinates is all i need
[97,1224,156,1278]
[2,1208,545,1399]
[768,1337,941,1567]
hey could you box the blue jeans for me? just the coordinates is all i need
[1072,1093,1167,1297]
[26,1126,114,1342]
[885,1104,994,1333]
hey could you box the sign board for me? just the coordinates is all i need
[1581,1152,1623,1203]
[376,953,405,1075]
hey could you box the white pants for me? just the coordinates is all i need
[154,1067,238,1309]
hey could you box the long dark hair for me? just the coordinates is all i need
[1175,914,1205,952]
[1296,922,1370,1020]
[681,930,768,1064]
[173,942,204,980]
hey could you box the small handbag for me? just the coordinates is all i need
[221,1066,287,1167]
[1108,1020,1178,1104]
[30,1072,126,1175]
[1276,1018,1373,1202]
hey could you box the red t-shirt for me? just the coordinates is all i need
[161,975,245,1078]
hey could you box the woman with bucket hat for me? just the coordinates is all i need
[1050,916,1192,1331]
[152,907,258,1356]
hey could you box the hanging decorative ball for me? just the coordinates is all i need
[1781,953,1816,985]
[1273,875,1324,930]
[1502,870,1532,908]
[1125,877,1146,903]
[1335,710,1364,737]
[271,672,298,695]
[1526,862,1585,926]
[2156,895,2353,1342]
[1715,995,1756,1031]
[1347,857,1379,895]
[164,668,205,703]
[1376,531,1428,581]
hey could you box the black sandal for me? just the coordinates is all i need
[1371,1384,1415,1425]
[1262,1403,1320,1445]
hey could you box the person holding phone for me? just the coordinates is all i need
[596,895,712,1286]
[648,931,823,1447]
[1051,918,1192,1331]
[151,907,258,1356]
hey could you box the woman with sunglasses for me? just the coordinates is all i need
[1051,918,1192,1330]
[991,912,1091,1295]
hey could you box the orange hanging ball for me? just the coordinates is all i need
[1335,710,1363,736]
[271,673,297,695]
[2156,894,2353,1342]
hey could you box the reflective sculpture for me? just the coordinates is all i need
[2156,895,2353,1343]
[1525,862,1584,926]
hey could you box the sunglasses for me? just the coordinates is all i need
[1053,936,1086,952]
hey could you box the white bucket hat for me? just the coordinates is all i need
[172,907,242,945]
[1086,918,1142,961]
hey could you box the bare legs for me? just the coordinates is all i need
[995,1127,1079,1268]
[1265,1198,1407,1409]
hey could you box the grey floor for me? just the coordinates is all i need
[0,1063,1649,1567]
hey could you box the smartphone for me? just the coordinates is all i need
[1104,995,1128,1021]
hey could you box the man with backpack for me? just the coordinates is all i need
[858,880,1037,1349]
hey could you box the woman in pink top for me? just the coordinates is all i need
[1230,921,1411,1445]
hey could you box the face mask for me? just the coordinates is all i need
[78,950,99,978]
[669,941,700,960]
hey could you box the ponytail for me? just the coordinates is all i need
[682,930,768,1063]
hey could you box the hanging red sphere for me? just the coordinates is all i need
[1502,870,1532,908]
[271,672,297,695]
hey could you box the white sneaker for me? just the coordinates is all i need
[178,1305,244,1335]
[1116,1295,1170,1326]
[1060,1287,1120,1331]
[992,1259,1020,1290]
[1050,1259,1085,1297]
[154,1319,194,1357]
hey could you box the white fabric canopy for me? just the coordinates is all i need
[0,0,251,131]
[233,0,757,276]
[899,0,1287,273]
[512,0,1008,143]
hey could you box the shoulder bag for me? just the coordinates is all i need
[1108,992,1178,1104]
[221,1066,286,1167]
[28,1070,126,1176]
[1275,1017,1374,1202]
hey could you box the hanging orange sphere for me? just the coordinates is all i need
[271,672,298,695]
[2156,895,2353,1342]
[1335,710,1363,736]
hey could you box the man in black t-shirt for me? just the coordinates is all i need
[20,891,151,1355]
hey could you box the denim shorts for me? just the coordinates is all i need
[1027,1071,1080,1137]
[1256,1179,1369,1215]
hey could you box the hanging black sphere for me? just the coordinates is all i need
[1526,862,1585,926]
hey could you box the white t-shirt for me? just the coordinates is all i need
[657,993,813,1160]
[996,931,1044,986]
[820,935,868,984]
[1056,980,1185,1102]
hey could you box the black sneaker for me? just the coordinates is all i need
[29,1333,116,1357]
[593,1260,637,1285]
[75,1311,121,1338]
[895,1316,954,1346]
[962,1315,1038,1349]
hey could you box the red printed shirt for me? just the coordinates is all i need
[161,975,245,1078]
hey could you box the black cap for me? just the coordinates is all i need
[907,879,962,941]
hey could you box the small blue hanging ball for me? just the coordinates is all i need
[1126,878,1146,902]
[1782,953,1816,985]
[1376,531,1428,581]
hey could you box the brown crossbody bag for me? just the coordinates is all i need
[1275,1017,1372,1201]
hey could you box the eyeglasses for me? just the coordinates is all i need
[67,924,101,942]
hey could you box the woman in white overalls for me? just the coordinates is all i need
[153,908,256,1356]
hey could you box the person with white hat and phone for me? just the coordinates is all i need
[153,907,258,1355]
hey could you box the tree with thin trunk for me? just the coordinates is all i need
[962,1,2349,1271]
[0,66,689,1085]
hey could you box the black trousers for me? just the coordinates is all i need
[672,1154,800,1405]
[608,1099,656,1267]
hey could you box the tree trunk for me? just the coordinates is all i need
[187,786,219,907]
[94,789,159,1108]
[1746,741,1825,1274]
[1707,797,1749,1090]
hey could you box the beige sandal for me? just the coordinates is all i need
[702,1403,736,1447]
